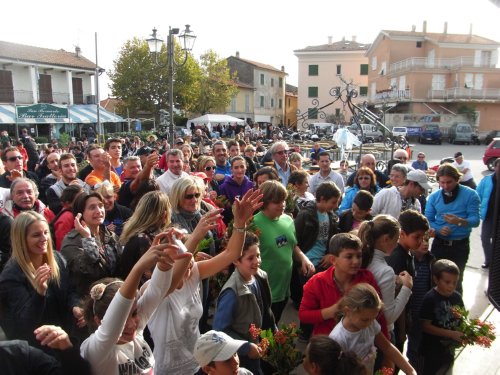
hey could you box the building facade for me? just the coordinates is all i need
[285,83,298,129]
[366,22,500,133]
[294,37,370,130]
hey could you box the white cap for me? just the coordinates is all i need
[194,330,247,367]
[407,169,431,191]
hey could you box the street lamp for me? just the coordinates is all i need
[147,25,196,147]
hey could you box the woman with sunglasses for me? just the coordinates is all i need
[339,167,379,213]
[196,156,220,197]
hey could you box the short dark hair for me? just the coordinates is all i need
[316,181,341,202]
[432,259,460,279]
[318,151,330,159]
[1,146,20,161]
[353,190,374,211]
[72,192,103,217]
[60,184,84,205]
[242,231,259,255]
[288,170,309,186]
[328,233,362,256]
[398,209,429,234]
[104,138,121,151]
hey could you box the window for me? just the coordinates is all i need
[271,78,274,87]
[279,99,282,109]
[271,98,274,108]
[371,56,377,70]
[359,86,368,96]
[416,41,422,48]
[308,86,318,98]
[308,108,318,119]
[432,74,446,90]
[475,74,484,89]
[309,65,319,76]
[72,77,83,104]
[279,77,283,88]
[260,96,265,107]
[336,64,341,75]
[335,108,341,116]
[0,70,14,102]
[379,61,387,75]
[245,94,250,112]
[288,98,291,106]
[260,74,264,85]
[464,73,474,88]
[360,64,368,75]
[38,74,53,103]
[231,98,236,112]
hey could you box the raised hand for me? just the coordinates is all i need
[7,169,23,182]
[34,263,52,296]
[137,232,192,273]
[34,325,73,350]
[74,213,91,239]
[233,189,263,227]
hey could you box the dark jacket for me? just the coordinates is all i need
[0,214,13,272]
[338,209,373,233]
[294,200,339,254]
[0,170,40,189]
[346,168,390,188]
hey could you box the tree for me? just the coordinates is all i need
[193,50,239,115]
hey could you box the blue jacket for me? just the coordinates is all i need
[425,185,480,239]
[476,173,496,220]
[339,185,380,213]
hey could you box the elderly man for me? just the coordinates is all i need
[0,178,55,221]
[308,151,345,195]
[212,140,231,181]
[346,153,389,188]
[156,149,188,194]
[270,141,297,186]
[46,153,87,214]
[84,145,121,191]
[371,170,431,218]
[39,152,61,202]
[0,146,40,189]
[118,154,159,208]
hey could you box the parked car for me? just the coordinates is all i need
[392,126,408,138]
[483,138,500,171]
[484,130,500,145]
[448,123,472,144]
[348,124,384,142]
[419,124,442,144]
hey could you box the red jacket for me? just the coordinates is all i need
[299,266,389,337]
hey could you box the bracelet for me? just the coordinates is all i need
[233,226,246,233]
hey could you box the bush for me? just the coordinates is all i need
[34,136,49,144]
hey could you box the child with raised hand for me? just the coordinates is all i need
[419,259,464,375]
[213,231,274,374]
[358,215,413,333]
[80,231,192,375]
[303,335,367,375]
[329,283,417,375]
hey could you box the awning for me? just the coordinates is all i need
[0,104,124,124]
[254,115,271,122]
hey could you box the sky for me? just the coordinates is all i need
[2,0,500,100]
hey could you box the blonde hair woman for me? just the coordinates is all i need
[119,191,172,283]
[0,211,78,349]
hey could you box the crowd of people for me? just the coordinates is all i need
[0,126,497,375]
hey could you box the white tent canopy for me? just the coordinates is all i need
[187,114,245,130]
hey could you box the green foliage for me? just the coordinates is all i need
[457,104,477,123]
[34,136,49,144]
[58,133,71,148]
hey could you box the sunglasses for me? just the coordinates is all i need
[204,166,215,171]
[7,155,23,162]
[185,193,201,200]
[358,176,371,180]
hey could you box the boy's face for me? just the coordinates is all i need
[317,196,340,213]
[434,272,459,297]
[352,203,370,221]
[399,230,425,251]
[333,248,362,276]
[412,238,429,259]
[205,353,240,375]
[235,244,261,281]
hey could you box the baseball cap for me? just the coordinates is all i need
[454,152,463,158]
[407,170,431,191]
[175,138,185,145]
[136,146,152,156]
[194,330,247,367]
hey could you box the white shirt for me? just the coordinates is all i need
[156,169,189,194]
[308,169,345,195]
[371,186,421,218]
[0,187,10,209]
[453,159,473,181]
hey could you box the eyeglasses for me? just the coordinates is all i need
[7,155,23,162]
[204,166,215,171]
[185,193,201,200]
[274,150,289,155]
[358,176,371,180]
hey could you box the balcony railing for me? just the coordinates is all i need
[428,87,500,100]
[389,56,496,75]
[0,89,84,105]
[372,89,411,102]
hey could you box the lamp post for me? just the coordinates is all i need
[147,25,196,147]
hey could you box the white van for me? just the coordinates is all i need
[312,123,335,136]
[348,124,384,142]
[392,126,408,138]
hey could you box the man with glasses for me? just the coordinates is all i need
[345,153,389,189]
[270,141,297,186]
[412,152,428,171]
[212,141,231,181]
[0,146,39,189]
[156,149,188,194]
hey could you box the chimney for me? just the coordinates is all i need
[342,36,345,42]
[75,46,81,57]
[469,23,473,37]
[444,22,448,35]
[328,36,333,45]
[423,20,427,33]
[352,35,357,42]
[235,51,240,58]
[411,25,416,32]
[281,65,285,72]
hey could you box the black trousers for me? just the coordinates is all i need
[431,237,470,294]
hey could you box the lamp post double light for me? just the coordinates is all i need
[147,25,196,147]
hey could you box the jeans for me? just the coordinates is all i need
[481,217,494,265]
[431,237,470,294]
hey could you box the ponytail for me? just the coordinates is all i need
[359,215,400,268]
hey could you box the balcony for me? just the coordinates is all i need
[0,89,78,105]
[372,89,412,103]
[428,87,500,101]
[389,56,496,75]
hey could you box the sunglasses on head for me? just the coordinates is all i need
[204,166,215,171]
[185,193,201,200]
[7,155,23,162]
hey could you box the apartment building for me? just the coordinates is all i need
[366,22,500,132]
[0,40,122,140]
[294,37,370,130]
[227,53,287,126]
[285,83,298,129]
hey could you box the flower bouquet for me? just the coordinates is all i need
[450,305,496,348]
[374,367,394,375]
[249,323,303,375]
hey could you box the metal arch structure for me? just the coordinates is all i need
[292,76,396,164]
